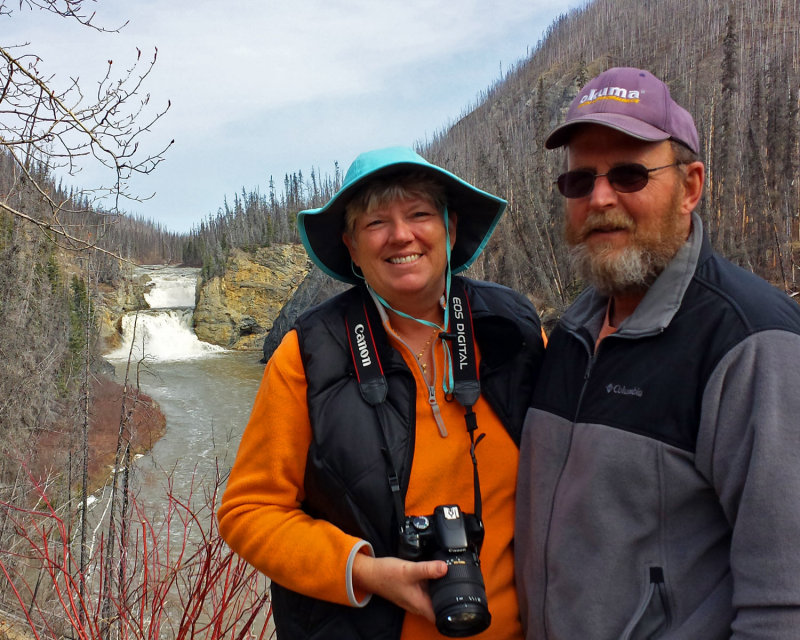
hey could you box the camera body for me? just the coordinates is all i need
[398,505,491,637]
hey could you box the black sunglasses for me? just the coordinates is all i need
[556,162,683,198]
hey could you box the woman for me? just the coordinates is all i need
[218,146,544,639]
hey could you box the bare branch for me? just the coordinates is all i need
[8,0,129,32]
[0,4,173,262]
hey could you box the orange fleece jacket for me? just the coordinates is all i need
[218,327,522,640]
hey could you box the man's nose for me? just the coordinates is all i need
[587,174,618,208]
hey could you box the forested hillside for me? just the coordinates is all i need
[422,0,799,311]
[0,151,174,501]
[183,169,340,280]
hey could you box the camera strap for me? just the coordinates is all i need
[345,300,406,534]
[439,278,485,522]
[345,280,485,532]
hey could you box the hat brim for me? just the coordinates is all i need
[545,112,671,149]
[298,162,507,284]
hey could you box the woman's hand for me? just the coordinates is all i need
[353,553,448,622]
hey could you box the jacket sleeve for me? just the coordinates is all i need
[697,329,800,637]
[217,329,370,607]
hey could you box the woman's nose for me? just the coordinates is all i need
[389,219,414,242]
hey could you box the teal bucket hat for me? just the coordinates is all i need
[297,146,507,284]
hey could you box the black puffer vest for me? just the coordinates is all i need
[271,277,544,640]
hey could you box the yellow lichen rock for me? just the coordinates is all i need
[193,244,310,350]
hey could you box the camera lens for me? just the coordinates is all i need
[430,551,491,637]
[442,610,487,634]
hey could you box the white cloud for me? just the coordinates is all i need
[3,0,582,231]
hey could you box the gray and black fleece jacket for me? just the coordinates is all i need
[516,213,800,640]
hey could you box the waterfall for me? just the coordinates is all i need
[143,269,197,309]
[105,267,224,362]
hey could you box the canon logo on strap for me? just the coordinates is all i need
[353,323,372,367]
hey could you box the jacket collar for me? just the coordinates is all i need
[562,211,705,339]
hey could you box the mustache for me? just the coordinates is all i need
[573,211,636,243]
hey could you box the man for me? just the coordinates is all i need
[516,66,800,639]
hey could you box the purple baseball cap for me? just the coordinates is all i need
[545,67,699,154]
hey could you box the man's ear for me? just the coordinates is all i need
[681,161,705,215]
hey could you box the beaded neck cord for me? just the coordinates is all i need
[415,326,439,372]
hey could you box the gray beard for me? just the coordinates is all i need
[568,242,675,297]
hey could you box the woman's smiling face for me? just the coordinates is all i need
[342,195,456,311]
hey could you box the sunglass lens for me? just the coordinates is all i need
[557,171,594,198]
[608,165,649,192]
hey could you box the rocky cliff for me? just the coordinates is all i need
[96,266,151,352]
[193,244,310,350]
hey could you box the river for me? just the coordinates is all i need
[100,266,273,636]
[104,266,265,508]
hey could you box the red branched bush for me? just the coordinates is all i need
[0,467,273,640]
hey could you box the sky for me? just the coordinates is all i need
[6,0,584,233]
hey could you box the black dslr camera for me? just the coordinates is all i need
[398,504,491,637]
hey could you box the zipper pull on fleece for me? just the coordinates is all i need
[429,385,448,437]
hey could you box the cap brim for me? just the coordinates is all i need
[545,112,671,149]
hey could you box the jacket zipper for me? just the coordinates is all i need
[543,331,595,639]
[395,330,449,438]
[427,384,448,437]
[573,347,595,423]
[619,567,671,640]
[426,341,448,437]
